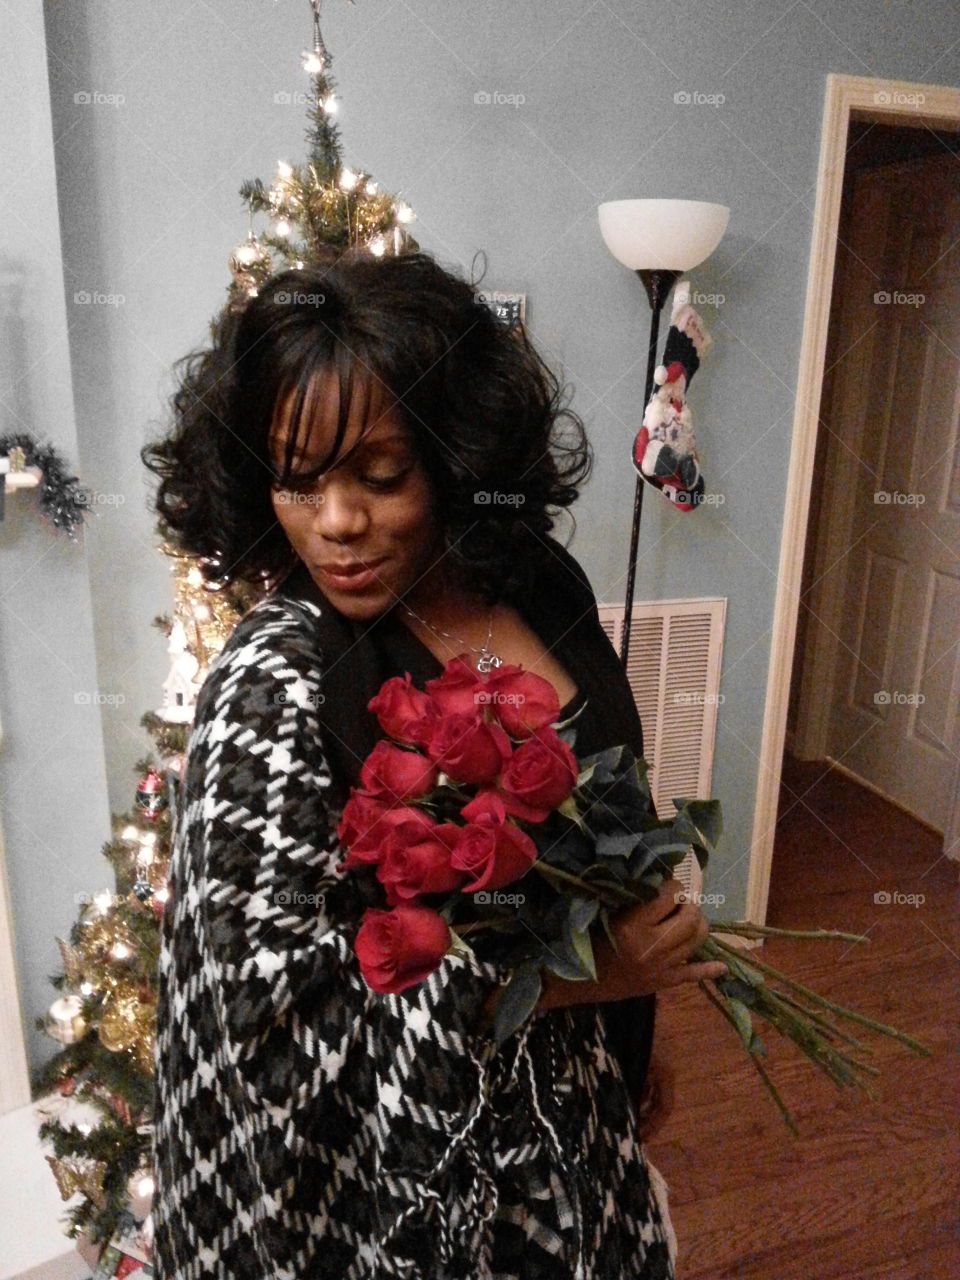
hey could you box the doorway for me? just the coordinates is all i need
[745,76,960,927]
[787,123,960,825]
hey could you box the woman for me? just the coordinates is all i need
[145,246,727,1280]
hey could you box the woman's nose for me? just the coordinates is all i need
[311,477,369,540]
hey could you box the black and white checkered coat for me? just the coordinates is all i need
[152,578,676,1278]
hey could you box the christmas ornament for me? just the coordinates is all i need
[135,769,168,821]
[46,1155,107,1207]
[228,229,273,295]
[99,994,142,1053]
[47,994,87,1045]
[632,280,713,512]
[156,619,200,723]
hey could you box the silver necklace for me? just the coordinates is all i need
[402,601,503,673]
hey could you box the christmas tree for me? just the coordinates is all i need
[34,0,417,1266]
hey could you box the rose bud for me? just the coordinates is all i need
[450,816,537,892]
[482,666,561,738]
[367,673,437,746]
[354,903,451,994]
[378,821,466,904]
[337,794,435,868]
[425,712,513,785]
[424,655,486,717]
[498,726,579,822]
[359,739,439,804]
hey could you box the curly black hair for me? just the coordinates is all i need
[142,245,592,604]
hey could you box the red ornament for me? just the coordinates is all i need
[56,1075,77,1096]
[135,769,168,822]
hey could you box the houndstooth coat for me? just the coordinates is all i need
[152,537,677,1279]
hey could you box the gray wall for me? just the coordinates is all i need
[4,0,956,1072]
[1,0,112,1075]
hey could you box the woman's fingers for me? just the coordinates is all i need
[661,959,729,987]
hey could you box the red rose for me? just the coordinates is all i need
[367,673,437,745]
[378,821,466,904]
[354,903,451,994]
[498,726,578,822]
[481,665,561,738]
[337,794,435,867]
[425,712,512,785]
[359,739,439,804]
[450,811,537,892]
[424,655,486,716]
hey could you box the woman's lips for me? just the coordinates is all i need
[314,557,387,592]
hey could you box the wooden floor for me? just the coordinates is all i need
[645,753,960,1280]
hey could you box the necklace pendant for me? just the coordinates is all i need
[476,650,502,674]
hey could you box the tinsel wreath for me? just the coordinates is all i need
[0,432,89,536]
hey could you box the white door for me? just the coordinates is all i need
[824,153,960,830]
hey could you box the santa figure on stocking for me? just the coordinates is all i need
[632,280,713,512]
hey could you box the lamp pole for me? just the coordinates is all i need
[619,268,680,669]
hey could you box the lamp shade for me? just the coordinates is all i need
[598,198,730,271]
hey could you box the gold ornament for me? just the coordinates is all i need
[46,1155,107,1208]
[98,993,141,1052]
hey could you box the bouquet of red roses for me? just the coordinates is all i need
[336,655,929,1134]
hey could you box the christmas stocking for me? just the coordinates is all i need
[632,281,712,512]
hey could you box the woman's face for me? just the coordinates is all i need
[268,370,443,621]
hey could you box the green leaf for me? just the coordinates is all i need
[557,794,583,825]
[574,761,597,788]
[568,895,600,933]
[723,994,766,1054]
[672,798,723,854]
[568,926,597,980]
[493,964,543,1046]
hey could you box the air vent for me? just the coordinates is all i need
[598,597,726,899]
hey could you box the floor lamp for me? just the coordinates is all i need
[598,198,730,668]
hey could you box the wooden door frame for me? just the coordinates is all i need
[746,74,960,927]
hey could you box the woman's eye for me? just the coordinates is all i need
[361,469,409,490]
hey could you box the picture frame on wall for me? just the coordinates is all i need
[479,290,526,332]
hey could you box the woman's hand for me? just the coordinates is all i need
[535,877,728,1011]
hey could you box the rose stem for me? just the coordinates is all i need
[697,977,800,1136]
[709,921,869,944]
[701,936,931,1055]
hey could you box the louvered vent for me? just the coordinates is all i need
[597,597,726,899]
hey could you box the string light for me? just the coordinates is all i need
[302,47,325,74]
[394,201,414,223]
[111,942,132,961]
[323,94,338,114]
[339,167,357,191]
